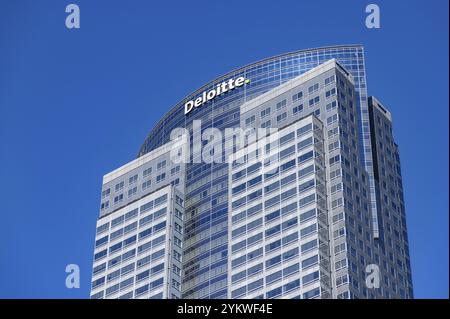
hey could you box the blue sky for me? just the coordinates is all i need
[0,0,448,298]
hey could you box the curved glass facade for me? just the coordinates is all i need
[137,45,380,299]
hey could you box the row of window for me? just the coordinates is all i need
[231,164,315,224]
[101,162,176,199]
[231,141,315,196]
[231,254,320,299]
[245,79,340,128]
[231,121,318,168]
[94,220,167,262]
[231,217,317,254]
[232,150,314,200]
[97,194,169,235]
[104,175,176,209]
[96,207,167,248]
[93,243,166,284]
[232,200,317,240]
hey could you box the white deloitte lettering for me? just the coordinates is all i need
[184,77,250,115]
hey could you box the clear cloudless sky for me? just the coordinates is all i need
[0,0,448,298]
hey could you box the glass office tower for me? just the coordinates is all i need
[90,45,413,299]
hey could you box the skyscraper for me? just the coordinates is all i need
[90,46,413,299]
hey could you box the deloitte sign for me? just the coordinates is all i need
[184,77,250,115]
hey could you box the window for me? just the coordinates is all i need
[157,160,166,170]
[280,132,295,145]
[154,194,167,207]
[143,167,152,177]
[300,208,316,223]
[298,136,312,150]
[261,120,271,128]
[308,83,319,94]
[142,179,151,190]
[135,284,149,296]
[299,193,315,207]
[298,150,314,164]
[128,187,137,198]
[173,265,181,276]
[335,258,347,271]
[175,208,183,219]
[232,286,246,298]
[115,181,124,192]
[100,201,109,210]
[173,250,182,262]
[298,179,314,193]
[308,96,320,107]
[172,279,181,291]
[174,222,183,233]
[175,195,183,206]
[153,221,166,233]
[293,104,303,114]
[92,277,105,289]
[261,107,271,118]
[125,208,138,220]
[123,235,136,246]
[171,166,180,175]
[298,165,314,179]
[174,236,182,248]
[102,188,110,198]
[324,75,335,85]
[136,270,150,282]
[334,242,346,255]
[284,279,300,292]
[330,182,342,194]
[331,198,343,209]
[283,263,299,277]
[156,173,166,183]
[334,227,345,239]
[114,194,124,205]
[328,127,339,138]
[297,123,312,136]
[329,154,340,165]
[328,140,339,152]
[277,112,287,123]
[330,168,341,179]
[325,88,336,99]
[94,249,107,261]
[303,287,320,299]
[327,114,338,125]
[300,223,317,238]
[111,215,124,227]
[93,263,106,275]
[302,255,318,269]
[96,222,109,235]
[245,115,256,125]
[267,287,282,299]
[301,239,317,253]
[129,175,138,185]
[333,212,344,223]
[276,99,287,110]
[336,274,348,287]
[140,200,154,213]
[292,91,303,101]
[326,100,337,111]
